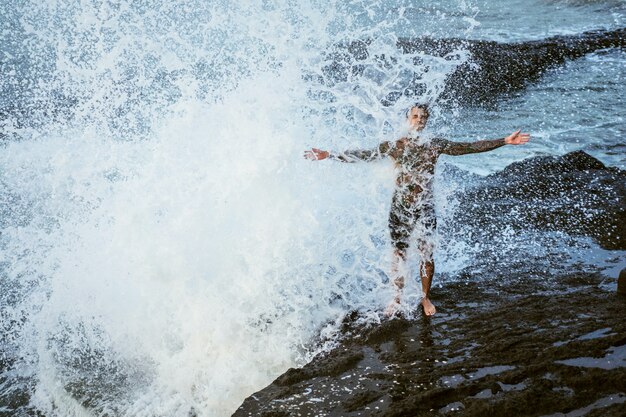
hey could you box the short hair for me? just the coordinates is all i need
[406,103,430,118]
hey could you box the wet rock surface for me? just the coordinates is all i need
[233,152,626,417]
[427,27,626,106]
[452,150,626,250]
[233,271,626,417]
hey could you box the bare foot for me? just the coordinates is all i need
[384,296,401,318]
[421,297,436,316]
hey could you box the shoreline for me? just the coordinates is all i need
[231,149,626,416]
[233,269,626,416]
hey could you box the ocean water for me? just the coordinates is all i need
[0,1,624,416]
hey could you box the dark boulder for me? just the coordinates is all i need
[451,150,626,250]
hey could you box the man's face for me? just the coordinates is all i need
[407,107,429,131]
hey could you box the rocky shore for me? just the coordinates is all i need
[233,269,626,417]
[234,152,626,417]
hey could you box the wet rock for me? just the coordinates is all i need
[452,150,626,250]
[233,151,626,416]
[275,347,364,386]
[437,27,626,106]
[233,271,626,417]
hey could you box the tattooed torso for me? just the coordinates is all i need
[387,138,439,207]
[329,135,505,209]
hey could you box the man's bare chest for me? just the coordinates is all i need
[393,141,439,173]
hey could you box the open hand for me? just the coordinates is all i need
[304,148,330,160]
[505,129,531,145]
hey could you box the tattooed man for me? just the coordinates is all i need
[305,104,530,316]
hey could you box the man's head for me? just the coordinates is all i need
[406,103,429,131]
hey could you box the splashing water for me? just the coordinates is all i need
[3,0,625,415]
[0,1,478,415]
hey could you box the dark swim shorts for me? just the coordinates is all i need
[388,198,437,253]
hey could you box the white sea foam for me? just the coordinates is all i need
[0,1,470,416]
[3,0,624,416]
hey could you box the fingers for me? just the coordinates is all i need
[509,129,521,139]
[512,132,531,145]
[304,148,324,160]
[505,130,531,145]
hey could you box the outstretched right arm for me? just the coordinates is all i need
[304,141,393,163]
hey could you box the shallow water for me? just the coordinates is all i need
[1,1,625,416]
[556,344,626,370]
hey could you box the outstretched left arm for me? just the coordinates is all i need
[437,130,530,156]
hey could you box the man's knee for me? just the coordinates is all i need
[418,241,435,262]
[394,247,407,261]
[394,276,405,289]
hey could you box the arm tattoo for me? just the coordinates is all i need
[328,141,393,163]
[437,138,506,156]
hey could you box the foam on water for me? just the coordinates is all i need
[0,1,470,416]
[1,1,624,416]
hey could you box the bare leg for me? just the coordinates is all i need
[384,249,406,317]
[392,249,406,303]
[418,240,436,316]
[419,260,436,316]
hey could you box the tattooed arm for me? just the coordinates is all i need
[435,137,506,156]
[304,141,394,162]
[435,130,530,156]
